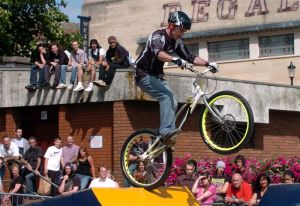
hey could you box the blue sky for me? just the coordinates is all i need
[58,0,84,23]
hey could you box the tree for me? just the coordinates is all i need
[0,0,80,57]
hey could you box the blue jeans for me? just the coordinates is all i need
[137,75,177,136]
[77,174,91,189]
[0,165,5,180]
[60,65,77,84]
[30,64,45,86]
[25,172,37,194]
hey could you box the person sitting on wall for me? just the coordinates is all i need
[44,42,69,89]
[83,39,106,92]
[93,35,130,87]
[25,43,47,90]
[67,41,90,92]
[225,173,252,206]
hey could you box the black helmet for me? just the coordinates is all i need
[168,11,191,30]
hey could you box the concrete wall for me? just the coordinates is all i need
[1,63,300,123]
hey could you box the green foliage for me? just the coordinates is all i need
[58,32,83,51]
[0,0,81,57]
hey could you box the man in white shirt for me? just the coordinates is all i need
[44,137,62,196]
[12,128,30,156]
[89,166,119,188]
[0,136,21,179]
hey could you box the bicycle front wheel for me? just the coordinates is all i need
[120,129,173,190]
[199,91,254,154]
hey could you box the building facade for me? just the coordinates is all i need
[83,0,300,85]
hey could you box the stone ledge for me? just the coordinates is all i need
[1,56,30,64]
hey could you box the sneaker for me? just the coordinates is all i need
[67,84,74,90]
[85,85,93,92]
[51,84,58,90]
[161,129,182,146]
[73,84,84,92]
[36,84,42,89]
[56,83,67,89]
[25,84,36,90]
[93,80,107,87]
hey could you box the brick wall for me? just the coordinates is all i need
[58,103,114,171]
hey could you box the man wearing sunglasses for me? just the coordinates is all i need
[94,36,130,87]
[135,11,219,142]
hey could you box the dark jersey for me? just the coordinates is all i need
[135,29,196,81]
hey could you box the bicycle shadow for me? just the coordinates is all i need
[148,186,197,205]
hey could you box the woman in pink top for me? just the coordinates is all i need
[192,175,217,206]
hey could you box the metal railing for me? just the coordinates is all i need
[0,192,52,206]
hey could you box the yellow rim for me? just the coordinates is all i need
[201,94,250,151]
[123,133,160,187]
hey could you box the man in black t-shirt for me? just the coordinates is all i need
[23,136,43,194]
[135,11,219,142]
[94,35,130,87]
[25,43,47,90]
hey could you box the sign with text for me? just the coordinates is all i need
[90,136,103,148]
[41,111,47,120]
[78,15,91,54]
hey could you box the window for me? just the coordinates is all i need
[185,43,199,56]
[259,34,294,57]
[208,39,249,61]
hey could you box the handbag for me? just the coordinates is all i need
[37,175,52,196]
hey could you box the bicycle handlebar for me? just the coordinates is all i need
[185,64,218,88]
[186,64,216,75]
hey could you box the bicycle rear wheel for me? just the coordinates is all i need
[120,129,173,190]
[199,91,254,154]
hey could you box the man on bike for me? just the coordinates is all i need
[135,11,219,142]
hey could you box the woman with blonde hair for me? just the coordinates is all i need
[192,174,217,206]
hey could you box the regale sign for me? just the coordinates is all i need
[161,0,299,26]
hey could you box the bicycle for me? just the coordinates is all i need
[120,64,254,190]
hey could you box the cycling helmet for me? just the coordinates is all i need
[168,11,191,30]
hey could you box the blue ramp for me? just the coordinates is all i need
[259,183,300,206]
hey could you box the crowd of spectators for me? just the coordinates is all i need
[0,129,118,204]
[0,128,297,205]
[25,36,130,92]
[172,155,296,206]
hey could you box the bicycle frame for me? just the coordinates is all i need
[176,67,223,130]
[140,66,221,162]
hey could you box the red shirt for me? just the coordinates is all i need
[226,182,252,201]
